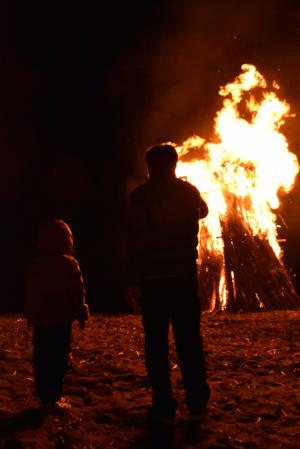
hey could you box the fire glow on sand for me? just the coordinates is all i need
[175,64,300,311]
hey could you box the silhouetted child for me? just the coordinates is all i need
[25,218,89,410]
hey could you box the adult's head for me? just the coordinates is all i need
[145,144,178,179]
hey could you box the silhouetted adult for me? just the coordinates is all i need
[127,144,210,424]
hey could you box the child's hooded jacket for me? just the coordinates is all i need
[25,219,89,327]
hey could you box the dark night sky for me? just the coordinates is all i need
[1,0,300,311]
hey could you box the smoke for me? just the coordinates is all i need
[106,0,300,173]
[107,0,300,292]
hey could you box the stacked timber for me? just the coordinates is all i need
[198,197,300,311]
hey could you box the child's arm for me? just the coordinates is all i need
[78,303,89,329]
[68,257,89,328]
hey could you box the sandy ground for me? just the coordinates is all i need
[0,311,300,448]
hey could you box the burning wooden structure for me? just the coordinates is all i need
[198,204,300,311]
[175,64,300,311]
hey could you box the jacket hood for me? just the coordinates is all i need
[37,219,74,255]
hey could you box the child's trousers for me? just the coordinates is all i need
[32,324,71,404]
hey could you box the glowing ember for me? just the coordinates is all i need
[175,64,299,311]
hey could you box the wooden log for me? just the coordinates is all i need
[199,195,300,311]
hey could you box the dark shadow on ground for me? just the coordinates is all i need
[0,407,44,436]
[128,420,216,449]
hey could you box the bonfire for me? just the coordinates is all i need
[175,64,299,311]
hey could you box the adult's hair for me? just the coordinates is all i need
[145,144,178,178]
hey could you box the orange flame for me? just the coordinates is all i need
[175,64,299,310]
